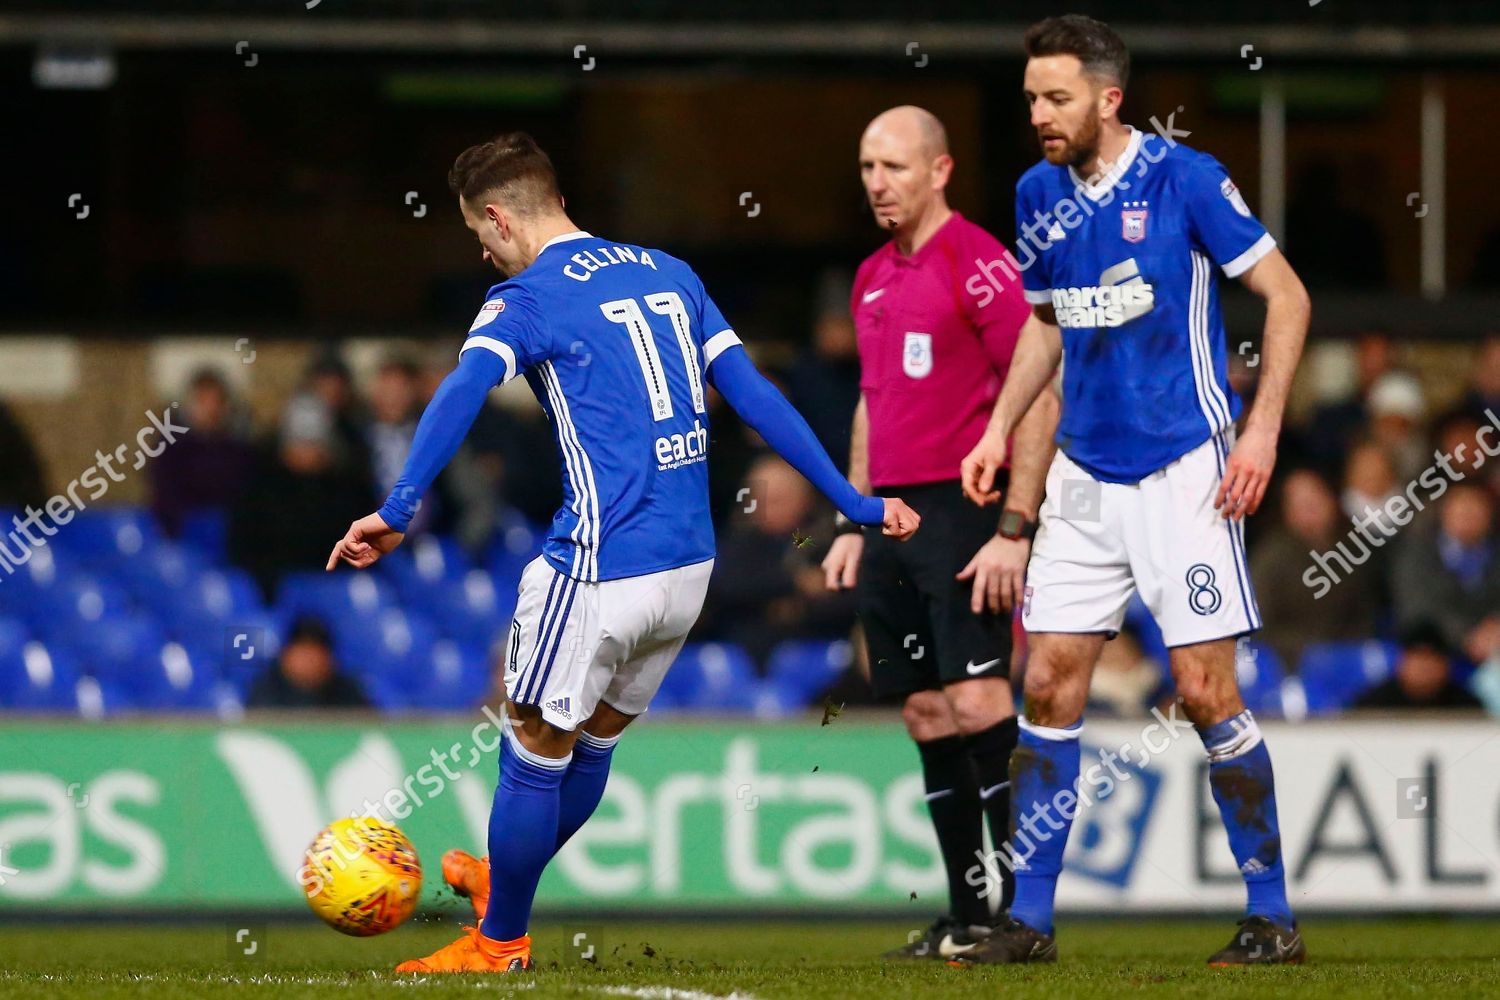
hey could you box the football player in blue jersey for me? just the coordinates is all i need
[325,132,919,974]
[957,16,1311,966]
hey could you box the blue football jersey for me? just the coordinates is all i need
[460,232,742,582]
[1015,127,1276,483]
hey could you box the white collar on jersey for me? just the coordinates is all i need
[1068,127,1144,202]
[538,230,593,254]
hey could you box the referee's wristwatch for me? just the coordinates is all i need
[997,510,1037,541]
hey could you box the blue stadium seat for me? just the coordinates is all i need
[644,683,683,716]
[28,574,137,639]
[1235,639,1286,716]
[663,642,759,712]
[176,509,229,561]
[416,570,517,647]
[750,678,803,719]
[276,571,397,624]
[49,507,161,566]
[1123,595,1170,666]
[487,520,544,592]
[171,566,266,638]
[1295,640,1401,714]
[71,674,135,719]
[359,675,411,713]
[379,534,474,598]
[125,641,241,713]
[0,616,32,705]
[766,639,854,705]
[0,544,81,619]
[409,639,493,711]
[114,541,210,608]
[61,613,166,686]
[332,607,440,681]
[190,610,286,694]
[0,638,84,712]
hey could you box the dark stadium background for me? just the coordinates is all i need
[0,0,1497,934]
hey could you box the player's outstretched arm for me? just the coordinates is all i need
[960,307,1063,506]
[709,347,918,541]
[1216,248,1310,521]
[326,347,507,571]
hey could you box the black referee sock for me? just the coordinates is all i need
[916,734,989,927]
[963,715,1020,912]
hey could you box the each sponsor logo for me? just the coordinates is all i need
[654,419,709,470]
[545,696,574,721]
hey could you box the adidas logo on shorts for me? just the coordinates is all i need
[545,696,574,721]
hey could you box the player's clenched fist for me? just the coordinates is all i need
[881,498,920,540]
[326,512,406,571]
[961,429,1010,506]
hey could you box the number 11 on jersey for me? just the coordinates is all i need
[600,292,707,422]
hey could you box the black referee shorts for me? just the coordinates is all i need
[859,477,1013,701]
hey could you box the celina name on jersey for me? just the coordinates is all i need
[1049,258,1156,329]
[561,244,661,282]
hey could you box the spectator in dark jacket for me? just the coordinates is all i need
[1392,483,1500,666]
[1252,468,1380,668]
[786,270,862,472]
[1458,334,1500,426]
[1354,622,1481,711]
[247,617,370,710]
[705,456,856,668]
[150,368,255,536]
[229,395,375,598]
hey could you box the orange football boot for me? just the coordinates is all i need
[394,926,531,974]
[441,848,491,921]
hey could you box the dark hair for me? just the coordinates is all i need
[188,366,228,392]
[378,355,421,380]
[286,616,334,649]
[1397,620,1454,660]
[447,131,562,215]
[1024,15,1130,90]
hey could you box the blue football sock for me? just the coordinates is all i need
[479,724,569,942]
[1007,717,1082,937]
[1199,709,1294,928]
[554,729,618,854]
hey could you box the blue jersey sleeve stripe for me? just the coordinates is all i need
[460,336,518,382]
[703,329,742,365]
[1221,232,1277,279]
[1023,289,1052,305]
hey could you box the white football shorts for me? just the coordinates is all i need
[1023,430,1261,647]
[504,555,714,730]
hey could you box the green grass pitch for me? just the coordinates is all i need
[1,917,1497,999]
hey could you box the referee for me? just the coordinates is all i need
[822,106,1058,960]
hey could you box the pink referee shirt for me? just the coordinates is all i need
[851,211,1030,488]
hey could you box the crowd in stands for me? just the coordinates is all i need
[1239,331,1500,717]
[0,318,1497,720]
